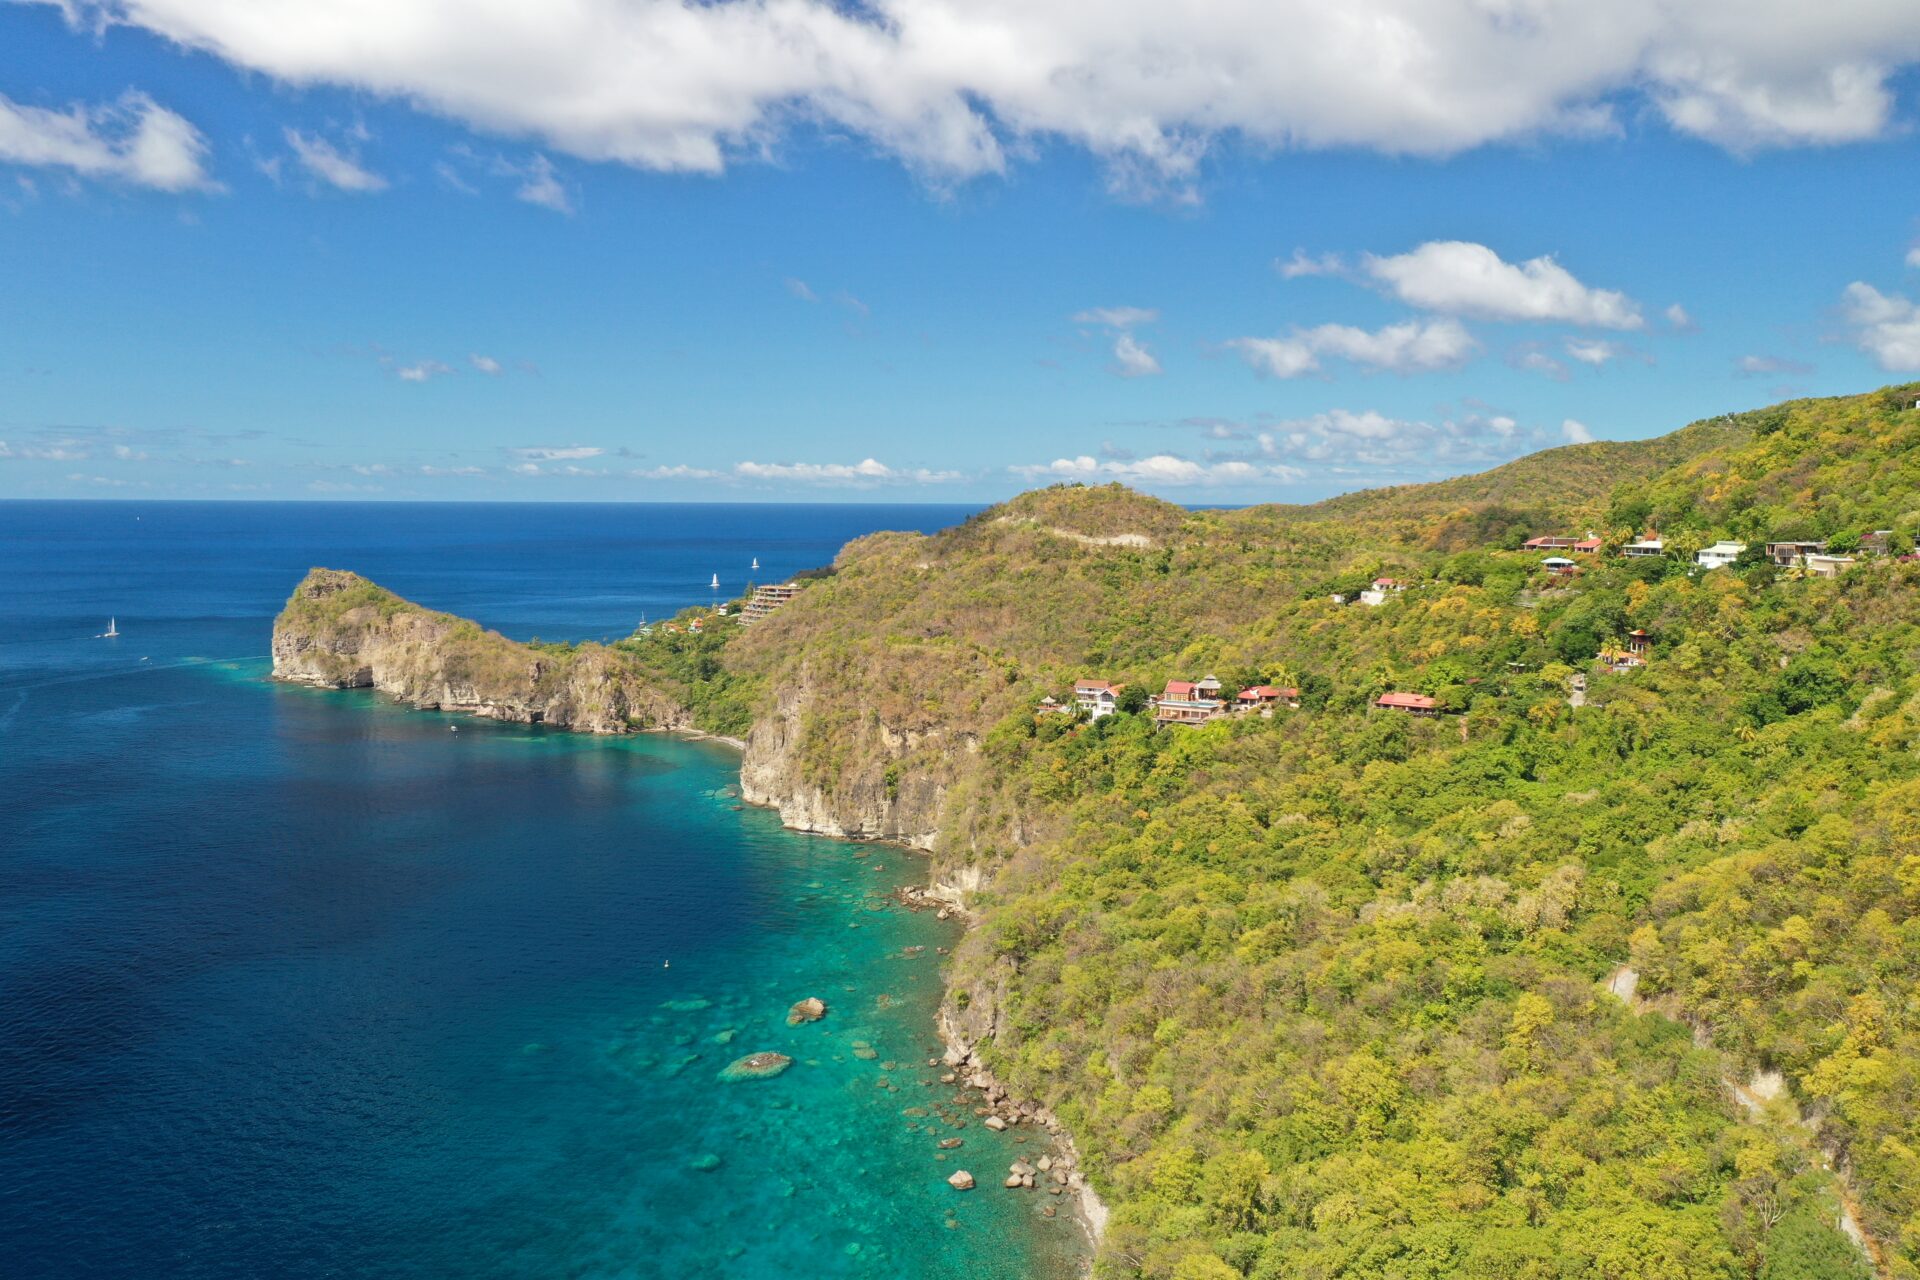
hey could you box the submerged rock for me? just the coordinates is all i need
[689,1153,723,1172]
[947,1170,975,1190]
[718,1051,793,1081]
[786,997,827,1025]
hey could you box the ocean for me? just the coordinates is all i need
[0,501,1084,1279]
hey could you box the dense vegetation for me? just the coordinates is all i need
[311,384,1920,1278]
[697,384,1920,1278]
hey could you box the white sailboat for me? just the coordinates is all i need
[709,573,720,591]
[101,617,119,638]
[751,557,759,571]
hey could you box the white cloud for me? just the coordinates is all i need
[1013,454,1304,487]
[1839,282,1920,369]
[0,438,89,461]
[1736,353,1813,376]
[396,359,453,382]
[1564,337,1618,366]
[1664,302,1697,332]
[733,458,961,485]
[511,445,604,461]
[1111,332,1162,378]
[1231,317,1476,378]
[632,464,723,480]
[1362,241,1643,328]
[284,128,387,192]
[44,1,1920,192]
[1073,306,1157,329]
[514,153,571,212]
[1562,418,1594,443]
[0,89,212,191]
[1506,346,1569,381]
[785,277,820,302]
[1276,249,1346,279]
[469,353,502,374]
[1908,246,1920,269]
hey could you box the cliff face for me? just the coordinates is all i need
[271,568,692,734]
[737,669,972,852]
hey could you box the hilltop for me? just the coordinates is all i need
[274,383,1920,1280]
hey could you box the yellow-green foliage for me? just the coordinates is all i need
[704,387,1920,1279]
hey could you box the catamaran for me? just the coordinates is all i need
[101,618,119,638]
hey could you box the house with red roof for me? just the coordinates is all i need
[1235,685,1300,715]
[1375,691,1441,717]
[1154,675,1227,726]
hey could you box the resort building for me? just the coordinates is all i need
[1375,691,1441,717]
[1765,540,1826,566]
[1621,534,1665,558]
[1524,535,1602,553]
[1235,685,1300,714]
[1073,679,1125,719]
[1542,556,1577,578]
[1862,530,1895,556]
[1153,677,1226,727]
[1804,554,1855,579]
[1597,649,1646,672]
[1695,541,1747,570]
[1360,577,1407,607]
[740,582,802,625]
[1625,629,1651,654]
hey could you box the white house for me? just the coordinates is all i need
[1695,541,1747,570]
[1621,534,1664,558]
[1804,554,1855,579]
[1360,576,1406,607]
[1073,679,1125,720]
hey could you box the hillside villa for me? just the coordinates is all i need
[1523,534,1602,552]
[1236,685,1300,715]
[1695,541,1747,570]
[1766,540,1825,566]
[1804,553,1855,579]
[1154,677,1227,726]
[1621,533,1664,558]
[1376,691,1441,717]
[1074,679,1125,720]
[1360,577,1407,607]
[1542,556,1577,578]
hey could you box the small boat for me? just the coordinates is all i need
[709,573,720,591]
[751,557,759,571]
[100,617,119,638]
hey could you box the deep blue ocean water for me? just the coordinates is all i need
[0,502,1083,1279]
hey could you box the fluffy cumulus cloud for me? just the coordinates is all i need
[1231,318,1476,378]
[1562,418,1595,443]
[36,2,1920,193]
[733,458,961,485]
[1564,337,1619,366]
[284,128,386,191]
[1361,241,1644,328]
[1013,454,1304,487]
[0,88,212,190]
[1840,282,1920,369]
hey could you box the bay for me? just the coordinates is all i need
[0,500,1083,1279]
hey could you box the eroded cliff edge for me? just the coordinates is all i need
[272,568,693,734]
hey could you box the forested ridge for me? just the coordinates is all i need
[594,384,1920,1277]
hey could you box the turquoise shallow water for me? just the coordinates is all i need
[0,501,1080,1279]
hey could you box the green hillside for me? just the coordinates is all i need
[702,383,1920,1280]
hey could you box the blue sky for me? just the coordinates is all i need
[4,1,1920,503]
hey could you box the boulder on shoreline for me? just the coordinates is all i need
[786,997,827,1025]
[947,1170,975,1190]
[718,1051,793,1081]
